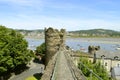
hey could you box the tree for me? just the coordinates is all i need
[35,43,45,55]
[78,57,109,80]
[34,43,46,63]
[93,62,109,80]
[0,25,33,76]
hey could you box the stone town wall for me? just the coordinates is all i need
[41,27,66,80]
[44,27,66,65]
[41,28,86,80]
[41,52,58,80]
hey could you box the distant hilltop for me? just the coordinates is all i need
[68,29,120,37]
[16,29,120,38]
[16,29,44,38]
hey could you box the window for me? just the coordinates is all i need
[105,62,107,66]
[118,64,120,67]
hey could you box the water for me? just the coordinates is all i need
[66,38,120,52]
[26,38,44,50]
[26,38,120,52]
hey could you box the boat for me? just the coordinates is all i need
[80,48,85,51]
[116,47,120,50]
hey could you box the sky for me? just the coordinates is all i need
[0,0,120,31]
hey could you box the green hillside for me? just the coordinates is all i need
[69,29,120,37]
[16,29,44,33]
[16,29,120,38]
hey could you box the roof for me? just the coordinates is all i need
[112,67,120,76]
[91,50,120,60]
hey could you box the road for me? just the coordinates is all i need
[8,60,44,80]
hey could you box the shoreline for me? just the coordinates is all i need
[25,37,120,45]
[66,37,120,45]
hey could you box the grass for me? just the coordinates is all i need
[25,73,42,80]
[25,76,37,80]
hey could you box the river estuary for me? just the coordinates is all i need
[26,38,120,53]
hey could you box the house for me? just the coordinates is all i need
[90,50,120,72]
[111,67,120,80]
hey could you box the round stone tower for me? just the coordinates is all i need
[44,27,66,65]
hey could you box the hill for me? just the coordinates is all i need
[16,29,44,33]
[16,29,44,38]
[68,29,120,37]
[16,29,120,38]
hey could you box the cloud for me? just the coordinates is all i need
[0,0,42,6]
[0,0,44,8]
[1,13,120,31]
[0,0,120,31]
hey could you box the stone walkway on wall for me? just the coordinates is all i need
[52,50,75,80]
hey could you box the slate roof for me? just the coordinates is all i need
[113,67,120,76]
[91,50,120,60]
